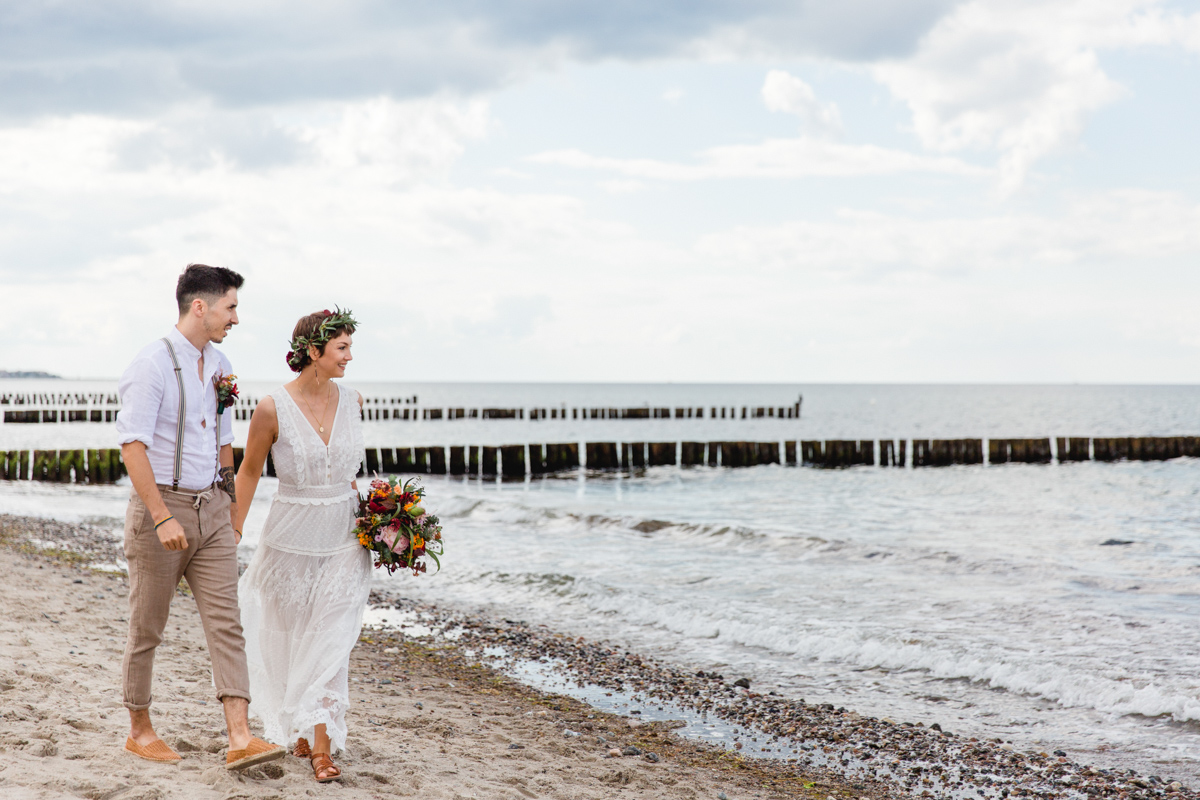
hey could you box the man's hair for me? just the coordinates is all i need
[176,264,245,315]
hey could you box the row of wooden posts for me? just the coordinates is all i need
[4,436,1198,485]
[0,448,129,483]
[3,395,803,424]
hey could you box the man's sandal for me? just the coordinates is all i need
[311,752,342,783]
[225,736,286,771]
[124,737,182,763]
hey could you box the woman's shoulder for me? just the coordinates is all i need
[338,382,363,407]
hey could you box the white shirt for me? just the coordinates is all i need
[116,327,235,491]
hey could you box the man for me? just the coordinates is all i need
[116,264,284,770]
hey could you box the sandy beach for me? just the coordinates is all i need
[0,515,868,800]
[0,513,1193,800]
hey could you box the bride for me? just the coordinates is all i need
[233,309,370,783]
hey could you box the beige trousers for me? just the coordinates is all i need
[121,484,250,710]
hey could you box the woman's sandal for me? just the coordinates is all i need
[293,738,311,758]
[310,752,342,783]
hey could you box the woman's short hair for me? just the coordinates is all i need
[289,311,357,372]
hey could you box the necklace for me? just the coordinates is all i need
[300,377,335,435]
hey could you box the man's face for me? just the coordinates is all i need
[201,288,239,343]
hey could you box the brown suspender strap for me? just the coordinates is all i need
[162,337,223,491]
[161,338,185,490]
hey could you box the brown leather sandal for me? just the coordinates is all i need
[310,752,341,783]
[293,738,311,758]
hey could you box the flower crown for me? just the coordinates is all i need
[285,307,359,373]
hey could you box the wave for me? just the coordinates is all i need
[413,563,1200,725]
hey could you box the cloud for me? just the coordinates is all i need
[761,70,843,137]
[529,139,988,180]
[872,0,1200,192]
[0,1,957,119]
[694,189,1200,277]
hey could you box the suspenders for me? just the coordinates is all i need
[161,337,221,491]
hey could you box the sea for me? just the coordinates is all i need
[2,380,1198,781]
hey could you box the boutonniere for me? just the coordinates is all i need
[214,373,239,414]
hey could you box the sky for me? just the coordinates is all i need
[2,0,1199,383]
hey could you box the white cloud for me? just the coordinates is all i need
[299,96,491,180]
[761,70,843,137]
[873,0,1200,192]
[530,138,988,180]
[695,189,1200,278]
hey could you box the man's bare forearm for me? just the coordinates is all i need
[218,465,237,503]
[219,444,240,536]
[121,442,170,522]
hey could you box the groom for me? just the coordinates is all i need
[116,264,284,770]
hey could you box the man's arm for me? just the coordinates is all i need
[218,444,239,541]
[122,442,188,551]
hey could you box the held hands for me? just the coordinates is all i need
[154,515,188,551]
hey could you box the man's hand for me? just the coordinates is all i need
[155,517,188,551]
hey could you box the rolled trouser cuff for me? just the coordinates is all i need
[124,697,153,711]
[216,688,251,703]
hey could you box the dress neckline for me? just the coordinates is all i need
[281,383,342,448]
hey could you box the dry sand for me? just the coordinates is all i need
[0,528,859,800]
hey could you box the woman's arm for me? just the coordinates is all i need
[351,391,364,492]
[233,396,279,540]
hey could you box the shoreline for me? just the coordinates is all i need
[0,512,1195,800]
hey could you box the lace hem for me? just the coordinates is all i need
[272,494,356,506]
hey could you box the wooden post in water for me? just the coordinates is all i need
[719,442,744,468]
[429,447,447,475]
[785,441,797,466]
[32,450,49,481]
[500,445,524,478]
[544,443,579,472]
[413,447,430,473]
[800,441,822,466]
[97,449,113,483]
[586,443,619,470]
[365,448,380,476]
[525,445,543,475]
[450,446,466,475]
[758,442,780,465]
[680,442,705,466]
[648,442,675,467]
[467,446,480,475]
[481,446,498,476]
[706,443,721,467]
[380,448,397,473]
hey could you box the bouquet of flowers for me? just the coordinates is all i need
[353,476,443,575]
[214,373,239,414]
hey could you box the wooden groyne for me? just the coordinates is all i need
[2,393,802,424]
[5,435,1200,484]
[0,448,128,483]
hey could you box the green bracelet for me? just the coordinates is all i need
[153,515,174,530]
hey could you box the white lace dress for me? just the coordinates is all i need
[238,382,371,753]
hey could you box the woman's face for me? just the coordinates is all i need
[311,332,353,379]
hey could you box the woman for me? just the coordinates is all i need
[233,308,370,783]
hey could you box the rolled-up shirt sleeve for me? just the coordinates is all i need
[218,352,236,447]
[116,355,165,448]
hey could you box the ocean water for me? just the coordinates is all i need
[2,381,1199,780]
